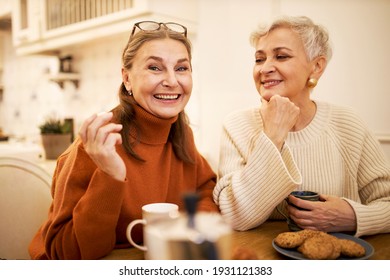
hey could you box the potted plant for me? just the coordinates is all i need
[39,117,73,160]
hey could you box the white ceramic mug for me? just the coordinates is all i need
[126,203,179,251]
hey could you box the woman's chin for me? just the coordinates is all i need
[153,108,183,119]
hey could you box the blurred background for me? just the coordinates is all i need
[0,0,389,173]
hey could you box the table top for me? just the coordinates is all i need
[101,221,390,260]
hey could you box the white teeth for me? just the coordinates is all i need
[154,94,179,100]
[263,80,280,86]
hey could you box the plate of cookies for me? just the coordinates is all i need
[272,229,374,260]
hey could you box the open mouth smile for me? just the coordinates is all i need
[261,80,282,88]
[154,94,180,100]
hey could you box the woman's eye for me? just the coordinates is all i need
[255,58,265,63]
[176,66,189,71]
[148,65,160,71]
[276,55,290,60]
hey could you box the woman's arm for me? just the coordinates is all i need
[41,143,126,259]
[214,112,302,230]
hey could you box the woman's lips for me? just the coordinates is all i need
[262,80,281,89]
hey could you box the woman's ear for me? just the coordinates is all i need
[311,56,327,79]
[121,68,131,91]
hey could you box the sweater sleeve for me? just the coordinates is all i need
[323,105,390,237]
[31,141,126,259]
[344,129,390,237]
[213,110,302,231]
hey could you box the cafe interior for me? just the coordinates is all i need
[0,0,389,260]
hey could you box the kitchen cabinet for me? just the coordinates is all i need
[12,0,147,55]
[12,0,41,50]
[11,0,198,56]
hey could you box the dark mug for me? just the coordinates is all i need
[277,190,320,231]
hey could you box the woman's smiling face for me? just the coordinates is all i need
[253,27,313,103]
[123,38,192,119]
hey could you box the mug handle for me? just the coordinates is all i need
[276,201,289,220]
[126,219,147,251]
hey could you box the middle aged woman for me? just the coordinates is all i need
[213,16,390,237]
[29,21,218,260]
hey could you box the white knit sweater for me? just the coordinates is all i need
[213,101,390,237]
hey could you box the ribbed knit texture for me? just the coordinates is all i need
[29,105,218,259]
[213,101,390,236]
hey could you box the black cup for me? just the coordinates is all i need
[289,191,319,210]
[277,190,320,231]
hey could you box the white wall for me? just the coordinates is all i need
[194,0,277,168]
[1,0,389,170]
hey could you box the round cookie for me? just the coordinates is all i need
[339,239,365,258]
[274,232,305,249]
[298,236,335,259]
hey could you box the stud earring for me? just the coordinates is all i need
[128,90,133,96]
[307,78,318,88]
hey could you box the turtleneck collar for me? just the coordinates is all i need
[130,104,178,145]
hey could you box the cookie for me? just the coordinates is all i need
[274,232,305,249]
[326,234,342,259]
[339,239,366,258]
[298,236,335,260]
[297,229,322,239]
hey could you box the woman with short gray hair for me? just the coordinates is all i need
[214,16,390,237]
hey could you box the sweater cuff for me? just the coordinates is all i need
[261,132,302,185]
[343,198,389,237]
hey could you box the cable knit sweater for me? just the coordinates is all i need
[213,101,390,237]
[29,105,218,260]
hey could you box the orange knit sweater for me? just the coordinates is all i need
[29,105,218,259]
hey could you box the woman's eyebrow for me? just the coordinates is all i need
[255,47,293,54]
[146,56,190,63]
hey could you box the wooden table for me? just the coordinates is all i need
[101,221,390,260]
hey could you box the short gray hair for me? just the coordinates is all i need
[250,16,332,62]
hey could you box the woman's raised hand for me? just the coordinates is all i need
[79,112,126,181]
[260,95,300,150]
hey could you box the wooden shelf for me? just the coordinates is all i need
[48,72,80,89]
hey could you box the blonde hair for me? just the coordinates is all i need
[250,16,332,62]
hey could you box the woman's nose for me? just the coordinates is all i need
[260,59,275,74]
[162,70,179,87]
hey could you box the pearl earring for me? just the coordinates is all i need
[307,78,318,88]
